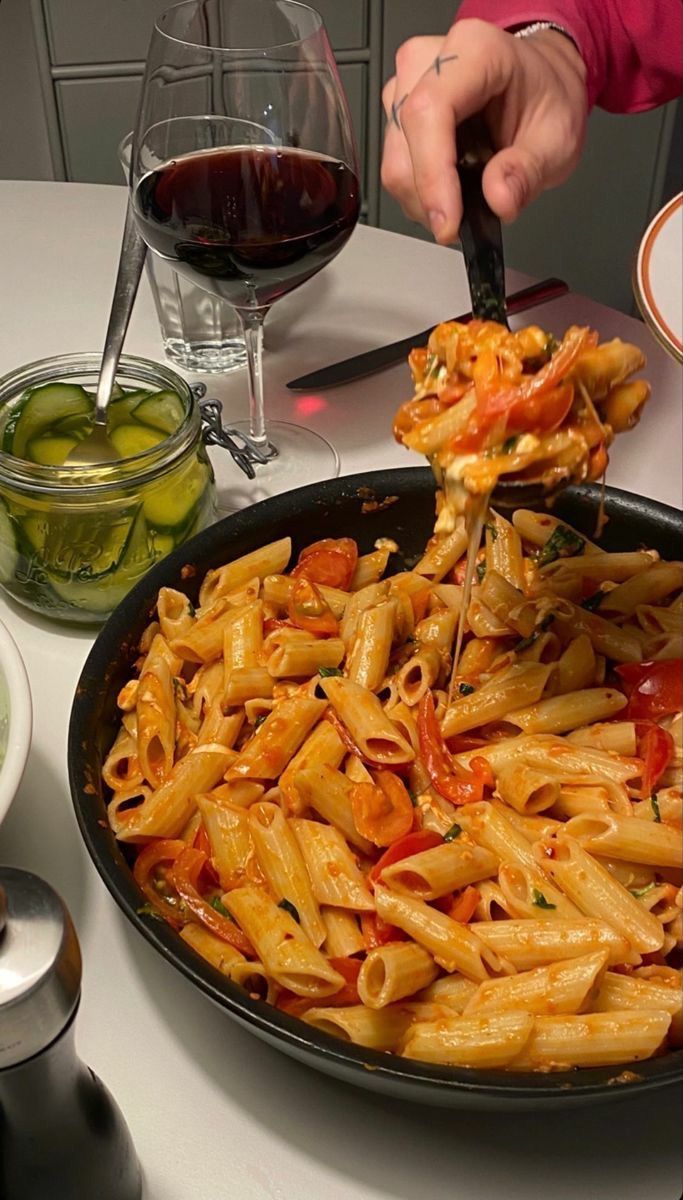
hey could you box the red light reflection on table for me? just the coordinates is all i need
[294,394,328,417]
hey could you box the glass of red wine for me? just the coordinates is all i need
[130,0,361,499]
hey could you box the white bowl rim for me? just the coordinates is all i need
[0,617,32,826]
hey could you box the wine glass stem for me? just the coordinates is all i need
[239,307,274,453]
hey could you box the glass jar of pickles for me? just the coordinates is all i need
[0,353,217,623]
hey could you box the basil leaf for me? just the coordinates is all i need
[651,794,662,823]
[514,633,537,653]
[253,713,268,729]
[444,823,462,842]
[485,523,499,541]
[532,888,556,910]
[537,525,585,567]
[318,666,343,678]
[476,560,487,583]
[187,600,196,617]
[278,898,301,923]
[136,903,163,921]
[502,436,518,454]
[458,682,475,696]
[209,896,232,919]
[630,882,657,899]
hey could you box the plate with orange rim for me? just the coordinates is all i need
[634,192,682,364]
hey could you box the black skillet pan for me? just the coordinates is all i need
[68,468,683,1110]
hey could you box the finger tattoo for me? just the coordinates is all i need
[391,94,409,128]
[431,52,459,76]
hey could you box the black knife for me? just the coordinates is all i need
[286,277,569,390]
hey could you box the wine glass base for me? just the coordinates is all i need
[210,420,340,514]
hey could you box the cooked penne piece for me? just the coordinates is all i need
[262,573,349,618]
[248,803,326,946]
[413,974,478,1012]
[413,525,468,582]
[534,832,665,953]
[304,1004,414,1051]
[102,725,143,792]
[486,512,525,591]
[358,943,438,1008]
[223,666,275,706]
[551,602,643,664]
[223,600,263,675]
[112,742,233,842]
[279,720,346,815]
[320,676,414,766]
[479,570,536,637]
[472,919,634,970]
[598,562,683,616]
[293,764,374,854]
[563,811,683,869]
[494,761,560,814]
[554,634,596,695]
[508,1010,671,1071]
[229,958,279,1004]
[267,637,345,679]
[321,907,366,957]
[465,950,608,1015]
[491,804,560,842]
[378,839,498,899]
[196,794,261,891]
[224,886,344,999]
[455,735,641,788]
[441,662,552,737]
[396,645,443,707]
[566,721,637,756]
[226,696,327,780]
[350,547,392,591]
[172,595,256,664]
[339,581,389,646]
[594,969,683,1017]
[539,550,655,584]
[180,923,245,974]
[456,802,580,917]
[157,587,195,642]
[507,687,627,735]
[290,818,375,911]
[198,538,291,609]
[601,378,650,431]
[374,887,500,980]
[401,1010,534,1067]
[497,864,569,921]
[346,600,397,691]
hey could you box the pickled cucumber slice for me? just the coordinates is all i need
[11,383,92,460]
[133,390,185,435]
[110,422,165,459]
[48,508,153,613]
[26,436,79,466]
[105,389,155,431]
[142,457,209,529]
[20,507,137,580]
[0,498,18,583]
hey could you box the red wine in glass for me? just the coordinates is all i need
[134,145,360,309]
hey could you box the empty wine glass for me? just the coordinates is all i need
[130,0,361,497]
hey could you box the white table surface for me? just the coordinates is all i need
[0,180,681,1200]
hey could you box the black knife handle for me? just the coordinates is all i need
[457,114,508,326]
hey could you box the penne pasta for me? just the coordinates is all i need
[249,803,326,946]
[401,1010,535,1067]
[508,1010,671,1071]
[464,950,608,1015]
[358,943,438,1008]
[375,887,500,980]
[291,818,375,911]
[378,838,498,899]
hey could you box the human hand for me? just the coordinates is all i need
[381,19,588,243]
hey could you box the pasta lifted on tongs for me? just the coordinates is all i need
[393,320,650,527]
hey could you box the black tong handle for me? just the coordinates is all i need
[457,114,508,327]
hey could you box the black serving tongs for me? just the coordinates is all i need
[457,116,563,509]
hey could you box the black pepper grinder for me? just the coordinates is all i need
[0,866,142,1200]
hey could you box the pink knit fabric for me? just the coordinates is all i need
[456,0,683,112]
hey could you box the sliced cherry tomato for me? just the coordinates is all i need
[635,721,675,799]
[417,692,493,805]
[360,911,408,949]
[369,830,444,885]
[168,847,254,956]
[287,578,338,636]
[588,440,608,478]
[505,381,574,436]
[133,838,186,926]
[475,326,593,432]
[448,885,481,923]
[263,617,296,636]
[616,659,683,721]
[350,771,414,847]
[193,822,211,858]
[291,538,358,590]
[393,395,442,440]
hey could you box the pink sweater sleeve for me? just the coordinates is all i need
[456,0,683,113]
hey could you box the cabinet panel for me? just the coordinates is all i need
[44,0,367,65]
[57,66,367,189]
